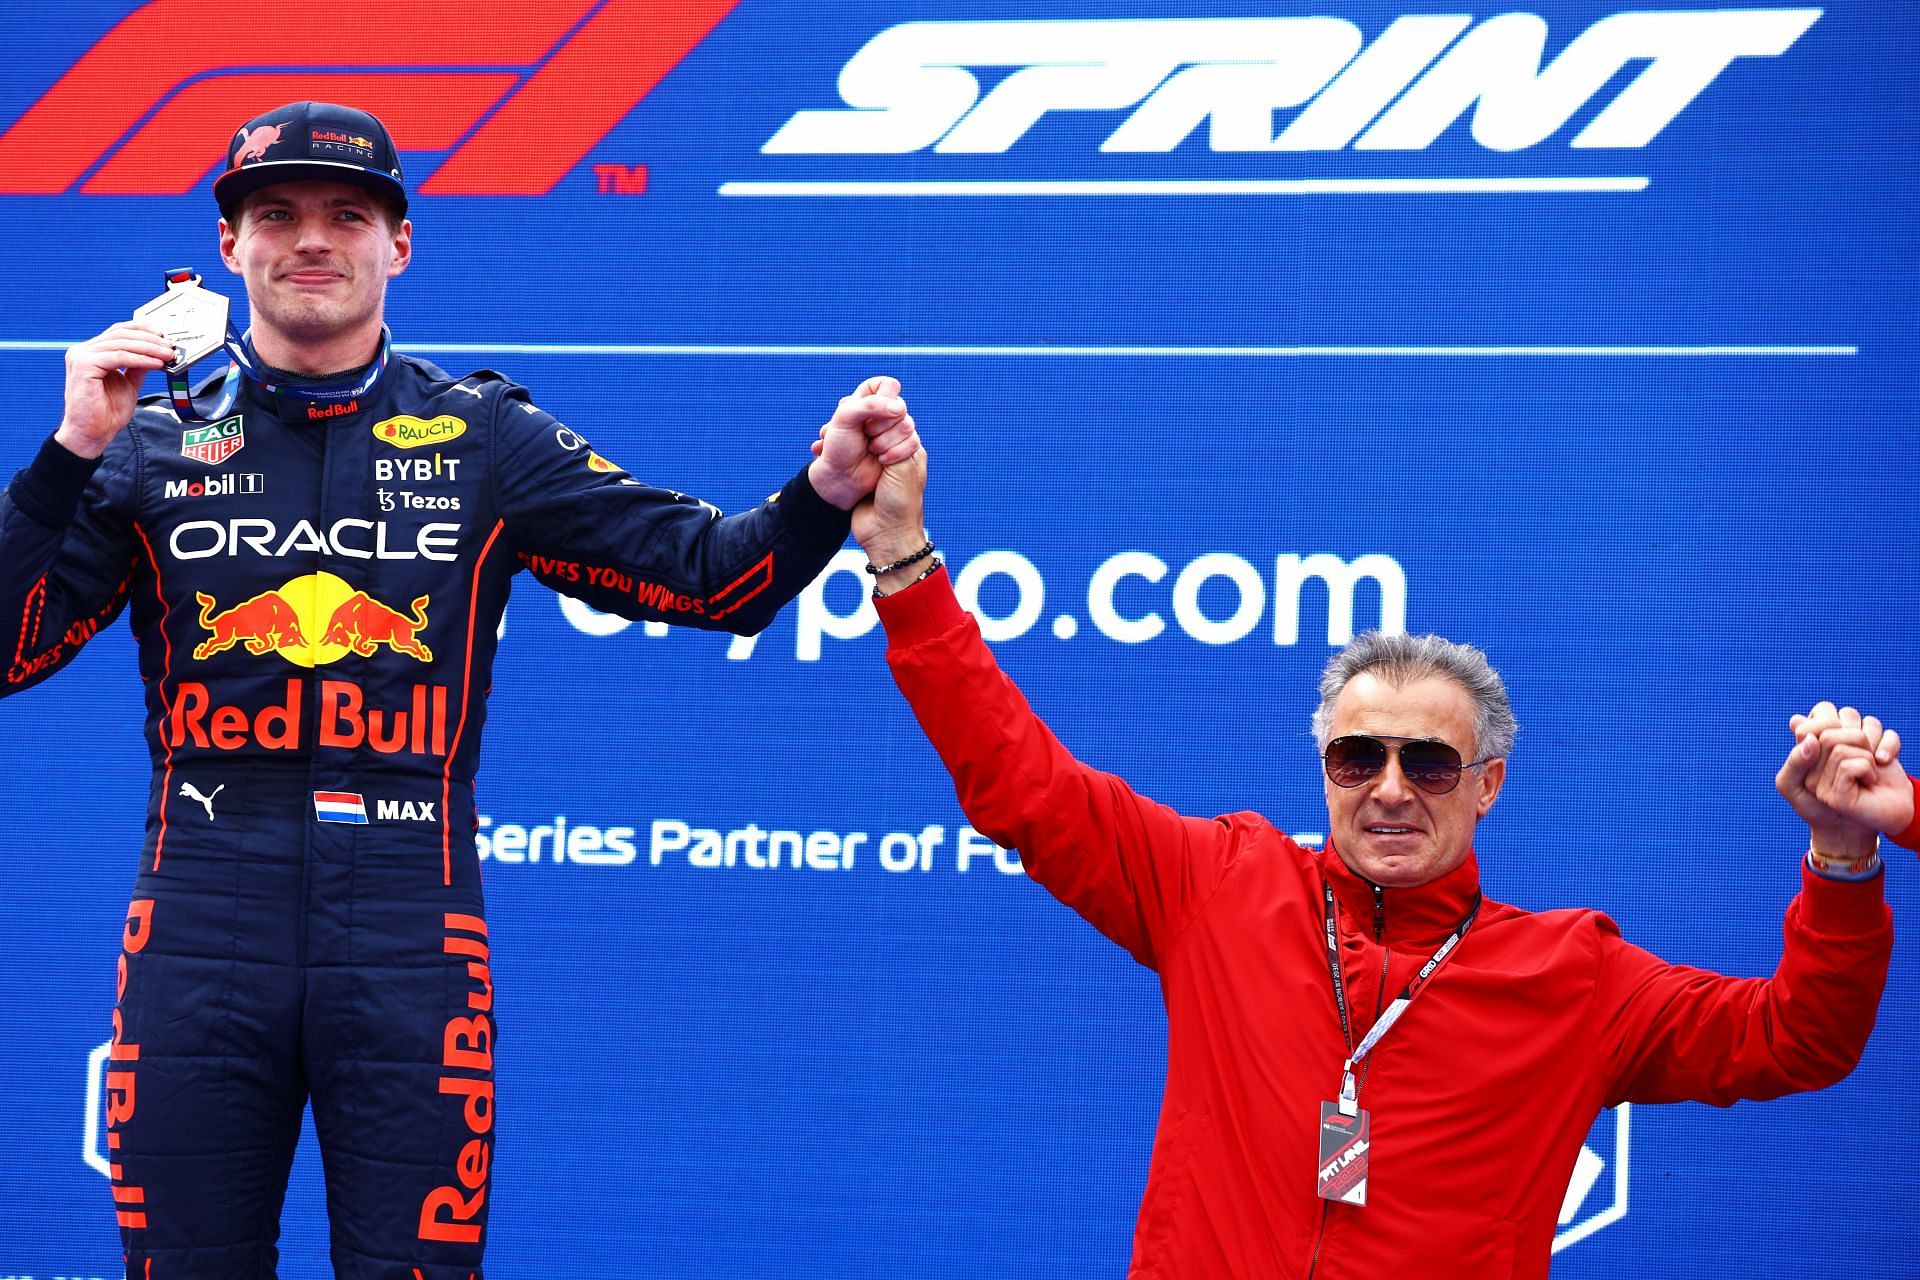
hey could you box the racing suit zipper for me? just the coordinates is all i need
[1306,887,1391,1279]
[298,402,335,975]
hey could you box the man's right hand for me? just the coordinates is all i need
[1779,702,1914,839]
[54,321,176,460]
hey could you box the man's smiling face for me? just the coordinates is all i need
[1322,672,1505,888]
[220,179,409,361]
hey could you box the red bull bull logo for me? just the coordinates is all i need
[193,589,306,659]
[322,592,433,661]
[192,573,431,666]
[233,121,284,164]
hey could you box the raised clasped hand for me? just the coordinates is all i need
[807,375,921,510]
[1776,701,1909,849]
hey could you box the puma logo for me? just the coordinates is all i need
[179,782,224,821]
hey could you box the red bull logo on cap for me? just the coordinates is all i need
[192,572,431,667]
[233,122,284,164]
[310,129,377,161]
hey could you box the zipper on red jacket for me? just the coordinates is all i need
[1307,884,1391,1279]
[1306,1197,1331,1278]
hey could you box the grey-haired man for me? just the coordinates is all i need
[847,446,1891,1278]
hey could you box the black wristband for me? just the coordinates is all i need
[865,538,935,576]
[873,557,943,600]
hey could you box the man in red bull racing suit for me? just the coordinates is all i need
[0,101,919,1279]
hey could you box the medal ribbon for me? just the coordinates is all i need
[225,325,390,406]
[165,361,242,424]
[1322,878,1481,1115]
[158,269,392,422]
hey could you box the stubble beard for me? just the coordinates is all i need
[251,273,382,355]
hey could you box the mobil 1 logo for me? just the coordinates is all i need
[165,473,264,499]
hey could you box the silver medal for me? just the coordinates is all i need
[133,271,230,372]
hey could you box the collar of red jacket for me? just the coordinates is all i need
[1320,842,1484,948]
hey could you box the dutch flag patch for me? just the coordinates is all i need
[313,791,368,824]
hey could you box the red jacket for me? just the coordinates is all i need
[878,570,1892,1279]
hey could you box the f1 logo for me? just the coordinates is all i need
[0,0,740,197]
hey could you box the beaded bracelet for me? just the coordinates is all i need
[865,538,935,576]
[873,557,943,600]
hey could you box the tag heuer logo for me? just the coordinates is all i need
[181,416,245,465]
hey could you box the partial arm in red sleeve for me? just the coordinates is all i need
[878,568,1243,970]
[1597,864,1892,1107]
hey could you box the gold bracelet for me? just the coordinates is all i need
[1806,843,1882,879]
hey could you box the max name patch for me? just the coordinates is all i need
[374,414,466,449]
[313,791,440,824]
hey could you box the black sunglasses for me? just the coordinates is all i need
[1323,734,1495,796]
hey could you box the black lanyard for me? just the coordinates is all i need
[1322,878,1481,1114]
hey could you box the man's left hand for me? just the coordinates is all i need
[808,376,921,510]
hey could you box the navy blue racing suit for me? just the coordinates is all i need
[0,352,852,1279]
